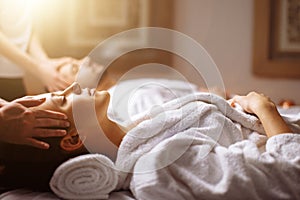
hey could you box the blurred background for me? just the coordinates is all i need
[24,0,300,104]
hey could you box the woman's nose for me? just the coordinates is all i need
[61,82,81,95]
[72,82,82,94]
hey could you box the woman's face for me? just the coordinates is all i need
[36,82,109,118]
[32,82,110,151]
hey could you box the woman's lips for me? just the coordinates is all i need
[82,88,96,96]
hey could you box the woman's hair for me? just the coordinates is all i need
[0,132,89,191]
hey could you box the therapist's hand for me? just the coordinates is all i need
[0,97,70,149]
[39,57,75,92]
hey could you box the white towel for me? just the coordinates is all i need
[115,92,266,190]
[50,154,118,200]
[130,133,300,200]
[113,92,300,199]
[107,78,198,126]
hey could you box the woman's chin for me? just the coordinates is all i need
[95,91,110,107]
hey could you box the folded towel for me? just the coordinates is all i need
[50,154,118,200]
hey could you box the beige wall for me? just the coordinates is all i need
[26,0,300,104]
[173,0,300,104]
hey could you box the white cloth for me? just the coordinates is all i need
[131,133,300,200]
[115,92,265,186]
[0,189,135,200]
[0,189,60,200]
[115,92,300,199]
[278,106,300,133]
[108,78,198,127]
[50,154,118,200]
[0,0,32,78]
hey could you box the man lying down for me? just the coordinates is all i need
[0,79,299,200]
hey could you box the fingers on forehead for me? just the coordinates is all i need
[33,109,67,119]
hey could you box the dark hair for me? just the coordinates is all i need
[0,136,89,191]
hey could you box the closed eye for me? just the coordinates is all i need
[51,95,66,106]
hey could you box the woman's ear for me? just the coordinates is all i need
[60,129,84,152]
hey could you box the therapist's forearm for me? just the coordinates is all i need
[0,31,43,78]
[28,33,49,61]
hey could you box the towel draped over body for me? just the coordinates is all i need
[115,93,300,200]
[50,79,300,199]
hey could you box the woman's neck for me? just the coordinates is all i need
[100,115,126,147]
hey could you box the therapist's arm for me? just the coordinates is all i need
[0,31,70,91]
[231,92,292,138]
[0,31,41,77]
[28,33,79,91]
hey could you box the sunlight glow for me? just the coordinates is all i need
[25,0,64,21]
[2,0,59,18]
[27,0,48,11]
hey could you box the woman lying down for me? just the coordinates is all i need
[0,81,299,200]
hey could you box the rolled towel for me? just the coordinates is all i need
[50,154,118,200]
